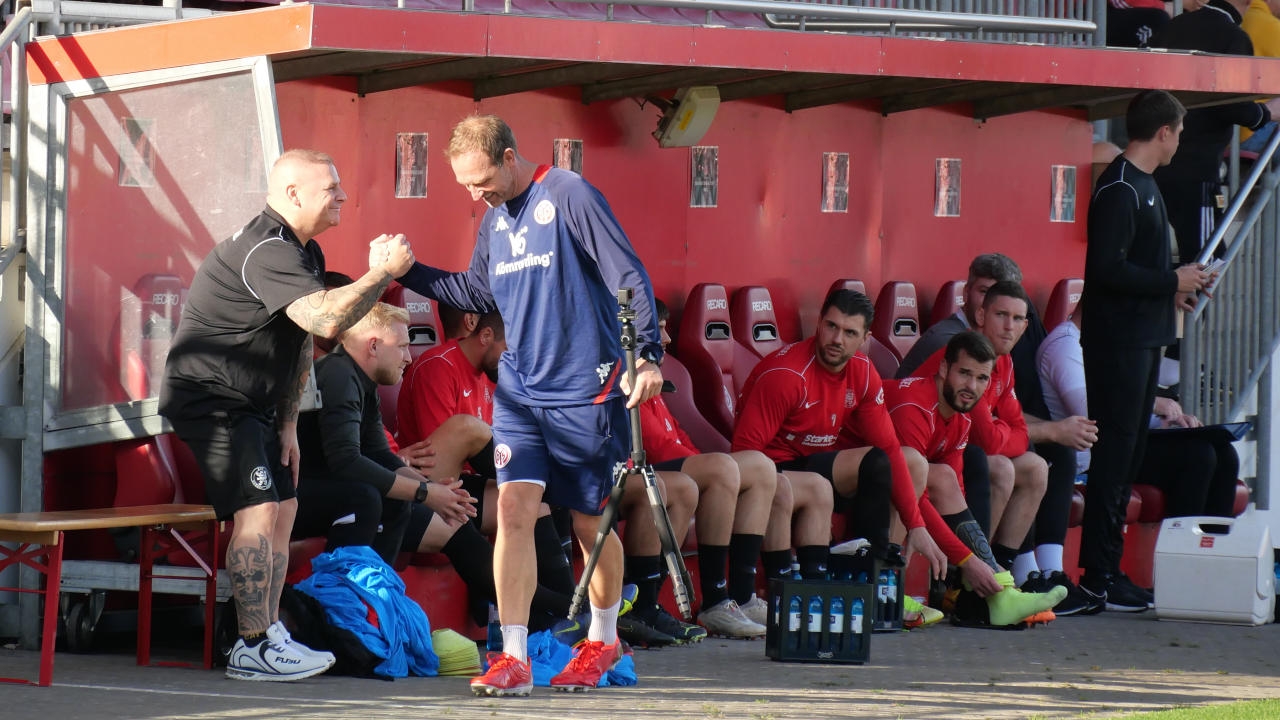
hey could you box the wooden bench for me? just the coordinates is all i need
[0,504,219,686]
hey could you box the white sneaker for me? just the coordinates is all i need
[739,594,769,627]
[268,621,336,668]
[225,636,332,681]
[698,598,766,639]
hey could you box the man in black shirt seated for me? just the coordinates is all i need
[295,301,477,562]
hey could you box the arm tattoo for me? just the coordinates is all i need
[278,336,312,423]
[285,271,393,338]
[228,534,272,636]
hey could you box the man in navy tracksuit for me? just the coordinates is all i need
[390,115,663,696]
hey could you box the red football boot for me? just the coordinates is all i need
[470,652,533,697]
[549,639,623,692]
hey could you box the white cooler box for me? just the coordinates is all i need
[1154,508,1274,626]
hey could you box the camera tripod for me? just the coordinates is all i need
[567,288,695,621]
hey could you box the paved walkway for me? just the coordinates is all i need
[2,610,1277,719]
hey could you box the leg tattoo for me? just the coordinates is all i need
[228,535,272,636]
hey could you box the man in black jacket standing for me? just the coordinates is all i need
[1079,90,1212,611]
[1150,0,1280,262]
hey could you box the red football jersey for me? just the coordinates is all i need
[639,395,699,464]
[884,376,976,566]
[733,337,923,530]
[909,347,1028,458]
[397,339,495,446]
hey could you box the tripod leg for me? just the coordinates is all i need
[568,462,629,620]
[640,465,697,620]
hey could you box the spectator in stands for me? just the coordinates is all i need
[886,331,1066,627]
[394,114,664,695]
[161,149,412,681]
[1039,313,1241,521]
[1151,1,1280,262]
[1081,89,1212,612]
[397,309,697,647]
[1240,0,1280,154]
[732,289,948,586]
[1107,0,1171,48]
[907,283,1053,588]
[639,298,775,638]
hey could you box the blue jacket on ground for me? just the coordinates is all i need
[297,546,439,678]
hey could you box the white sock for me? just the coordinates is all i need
[501,625,528,662]
[588,601,620,645]
[1011,552,1039,586]
[1035,544,1065,574]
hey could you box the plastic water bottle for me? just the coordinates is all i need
[886,571,899,607]
[807,595,823,649]
[773,594,781,628]
[850,597,865,635]
[787,595,802,650]
[829,595,845,652]
[486,603,502,652]
[790,560,802,581]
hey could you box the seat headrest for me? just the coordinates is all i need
[382,284,441,356]
[930,280,966,326]
[873,281,920,362]
[1044,278,1084,329]
[827,278,866,299]
[730,285,784,359]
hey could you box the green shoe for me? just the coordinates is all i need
[903,595,944,629]
[984,571,1068,627]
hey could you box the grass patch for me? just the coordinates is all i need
[1109,699,1280,719]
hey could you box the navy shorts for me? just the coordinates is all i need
[170,411,297,521]
[492,397,629,515]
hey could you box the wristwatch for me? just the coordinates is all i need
[639,346,662,366]
[414,480,429,504]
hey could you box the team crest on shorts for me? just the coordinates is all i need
[249,466,273,491]
[533,199,556,225]
[494,443,513,469]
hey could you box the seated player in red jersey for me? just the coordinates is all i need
[885,330,1066,628]
[906,282,1049,583]
[732,289,947,585]
[637,298,778,637]
[398,309,697,647]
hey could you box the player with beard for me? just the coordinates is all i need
[733,289,947,584]
[885,331,1066,628]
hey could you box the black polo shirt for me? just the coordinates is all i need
[160,207,325,421]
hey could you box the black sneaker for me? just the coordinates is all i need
[644,606,709,644]
[616,614,677,648]
[1080,572,1150,613]
[1019,571,1051,594]
[1044,571,1103,616]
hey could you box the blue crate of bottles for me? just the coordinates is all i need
[765,579,872,664]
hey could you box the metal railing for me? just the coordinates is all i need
[1181,130,1280,433]
[763,0,1101,45]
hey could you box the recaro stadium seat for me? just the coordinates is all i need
[827,278,866,298]
[1043,278,1083,330]
[380,285,445,436]
[729,285,785,396]
[873,281,921,363]
[120,274,187,400]
[864,336,900,380]
[676,283,738,439]
[660,353,731,453]
[382,284,442,359]
[930,280,966,327]
[730,286,786,360]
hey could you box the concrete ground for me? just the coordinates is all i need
[2,610,1277,719]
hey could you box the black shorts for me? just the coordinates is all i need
[651,457,688,473]
[170,411,296,520]
[460,473,488,531]
[776,451,848,510]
